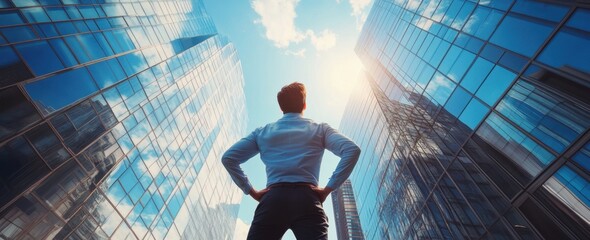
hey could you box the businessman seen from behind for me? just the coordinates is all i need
[222,82,361,240]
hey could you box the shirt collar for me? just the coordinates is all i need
[281,113,303,119]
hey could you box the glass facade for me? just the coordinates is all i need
[331,179,364,240]
[341,0,590,239]
[0,0,246,239]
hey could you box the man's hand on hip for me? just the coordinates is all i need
[311,186,334,203]
[249,188,270,202]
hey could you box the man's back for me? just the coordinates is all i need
[221,82,360,240]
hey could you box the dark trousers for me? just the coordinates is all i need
[246,184,329,240]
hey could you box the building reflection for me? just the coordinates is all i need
[341,0,590,239]
[0,0,246,239]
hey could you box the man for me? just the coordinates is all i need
[222,82,361,239]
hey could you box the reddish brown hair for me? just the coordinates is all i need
[277,82,306,113]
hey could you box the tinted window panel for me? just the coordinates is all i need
[0,137,49,207]
[25,123,71,168]
[459,98,488,130]
[538,29,590,75]
[477,113,555,177]
[48,38,78,67]
[510,0,568,22]
[1,26,36,43]
[444,86,471,117]
[460,57,494,93]
[25,68,98,114]
[0,46,33,87]
[463,6,503,40]
[475,66,516,106]
[497,80,590,153]
[21,7,50,23]
[15,40,65,76]
[490,15,554,57]
[425,72,456,105]
[566,9,590,32]
[0,87,41,142]
[88,58,126,89]
[0,10,25,25]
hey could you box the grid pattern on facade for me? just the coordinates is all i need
[341,0,590,239]
[0,1,246,239]
[331,179,364,240]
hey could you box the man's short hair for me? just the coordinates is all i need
[277,82,306,113]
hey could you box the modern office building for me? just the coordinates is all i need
[331,179,364,240]
[341,0,590,239]
[0,0,247,239]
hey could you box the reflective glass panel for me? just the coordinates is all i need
[25,68,98,114]
[458,98,488,130]
[463,6,503,40]
[0,45,32,87]
[475,65,516,106]
[15,40,64,76]
[490,15,554,57]
[1,26,36,43]
[425,72,456,105]
[0,10,24,25]
[0,87,41,142]
[510,0,568,22]
[538,29,590,75]
[566,8,590,32]
[461,57,494,93]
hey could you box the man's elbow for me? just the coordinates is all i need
[348,145,361,158]
[221,152,232,167]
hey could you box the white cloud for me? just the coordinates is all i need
[349,0,372,17]
[251,0,337,53]
[233,218,251,240]
[348,0,373,29]
[307,30,336,51]
[285,48,307,57]
[252,0,305,48]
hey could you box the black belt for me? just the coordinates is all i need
[268,182,316,189]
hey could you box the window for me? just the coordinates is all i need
[0,10,25,26]
[458,98,488,129]
[76,33,107,60]
[444,86,471,117]
[566,9,590,32]
[463,6,503,40]
[55,21,77,35]
[25,68,98,114]
[475,65,515,106]
[48,38,78,67]
[510,0,568,22]
[21,7,50,23]
[425,72,456,105]
[88,58,126,89]
[1,26,37,43]
[538,29,590,75]
[0,136,48,207]
[25,123,71,168]
[15,40,65,76]
[46,7,69,21]
[497,80,590,153]
[460,57,494,93]
[490,15,554,57]
[0,87,41,142]
[476,113,555,177]
[0,46,32,87]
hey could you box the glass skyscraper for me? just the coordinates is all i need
[341,0,590,239]
[331,179,364,240]
[0,0,246,239]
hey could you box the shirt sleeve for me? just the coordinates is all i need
[323,123,361,190]
[221,128,261,194]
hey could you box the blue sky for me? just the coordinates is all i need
[201,0,373,239]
